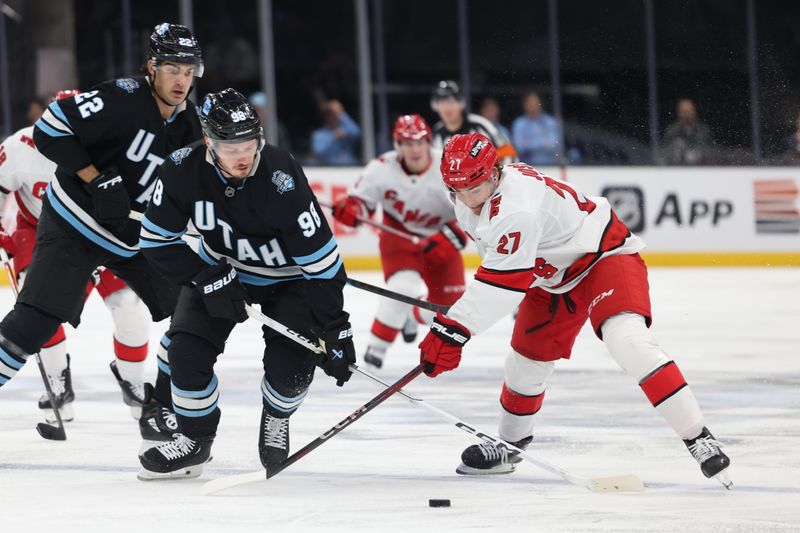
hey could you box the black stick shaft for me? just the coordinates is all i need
[346,277,449,314]
[266,363,426,479]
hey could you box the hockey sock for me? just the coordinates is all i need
[370,319,400,344]
[640,361,704,439]
[498,351,554,442]
[154,334,173,405]
[40,327,69,377]
[261,373,308,417]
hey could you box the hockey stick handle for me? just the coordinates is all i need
[318,200,422,245]
[346,277,448,314]
[351,366,643,492]
[0,248,67,439]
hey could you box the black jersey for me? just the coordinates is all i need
[140,143,347,322]
[432,112,518,164]
[33,76,202,258]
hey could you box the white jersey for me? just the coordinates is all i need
[350,148,456,238]
[0,126,55,223]
[447,163,645,335]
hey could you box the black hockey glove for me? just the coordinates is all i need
[87,168,131,232]
[312,316,356,386]
[191,259,249,323]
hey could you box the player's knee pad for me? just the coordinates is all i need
[601,312,670,382]
[0,303,62,355]
[374,270,423,330]
[104,287,150,347]
[504,350,555,395]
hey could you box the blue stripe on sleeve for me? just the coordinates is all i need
[141,215,186,238]
[291,236,337,266]
[49,101,72,128]
[34,119,70,138]
[301,256,343,280]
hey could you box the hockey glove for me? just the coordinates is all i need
[418,310,470,377]
[312,316,356,386]
[332,196,365,228]
[191,259,249,323]
[422,221,467,264]
[87,168,130,232]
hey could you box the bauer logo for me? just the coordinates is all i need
[602,186,645,234]
[271,170,295,194]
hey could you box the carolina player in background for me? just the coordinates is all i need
[0,91,153,421]
[418,133,731,488]
[430,80,517,164]
[0,24,203,441]
[332,114,466,369]
[137,89,355,479]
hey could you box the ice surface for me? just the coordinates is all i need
[1,268,799,532]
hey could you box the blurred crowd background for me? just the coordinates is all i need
[1,0,799,166]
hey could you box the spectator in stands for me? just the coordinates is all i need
[248,91,293,153]
[478,97,512,141]
[512,90,562,165]
[662,98,715,165]
[26,97,48,126]
[311,99,361,165]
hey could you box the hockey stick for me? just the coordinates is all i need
[346,277,448,314]
[352,367,644,493]
[0,249,67,441]
[318,200,422,245]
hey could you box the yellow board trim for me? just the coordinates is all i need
[342,252,800,271]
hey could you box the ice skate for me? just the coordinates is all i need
[456,436,533,475]
[109,360,148,419]
[363,345,386,370]
[139,399,179,450]
[38,354,75,423]
[401,314,418,343]
[684,427,732,489]
[138,433,213,481]
[259,407,289,470]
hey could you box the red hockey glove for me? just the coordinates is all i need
[332,196,366,228]
[422,221,467,263]
[418,310,471,377]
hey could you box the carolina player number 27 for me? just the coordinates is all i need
[497,231,521,254]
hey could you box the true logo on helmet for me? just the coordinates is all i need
[469,139,485,158]
[272,170,295,195]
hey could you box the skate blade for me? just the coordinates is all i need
[137,462,208,481]
[713,469,733,490]
[42,403,74,423]
[455,462,516,476]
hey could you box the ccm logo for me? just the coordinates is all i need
[431,322,468,344]
[338,328,353,340]
[203,270,237,294]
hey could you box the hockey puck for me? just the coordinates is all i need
[429,499,451,508]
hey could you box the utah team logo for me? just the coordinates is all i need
[170,147,193,165]
[271,170,295,195]
[116,78,140,93]
[602,186,645,234]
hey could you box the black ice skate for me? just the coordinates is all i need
[38,354,75,423]
[137,433,214,480]
[456,436,533,475]
[684,427,732,489]
[139,399,179,448]
[259,407,289,470]
[363,345,386,370]
[401,315,418,343]
[109,361,149,419]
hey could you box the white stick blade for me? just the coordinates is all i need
[587,474,645,493]
[202,470,265,496]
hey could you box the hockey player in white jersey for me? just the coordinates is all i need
[417,132,731,488]
[0,91,153,420]
[332,114,466,369]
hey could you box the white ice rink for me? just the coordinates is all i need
[1,268,799,532]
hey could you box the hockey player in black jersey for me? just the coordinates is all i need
[0,24,203,421]
[136,89,356,480]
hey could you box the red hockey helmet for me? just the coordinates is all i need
[440,133,498,190]
[54,90,80,101]
[393,114,432,143]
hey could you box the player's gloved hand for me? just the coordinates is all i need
[331,196,365,228]
[418,310,470,377]
[422,221,467,263]
[87,168,130,232]
[191,259,249,323]
[312,316,356,386]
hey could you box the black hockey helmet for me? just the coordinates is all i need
[430,80,464,109]
[198,88,264,146]
[149,22,204,77]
